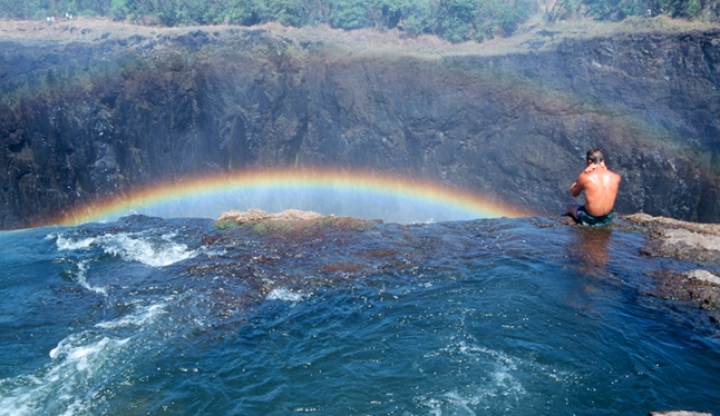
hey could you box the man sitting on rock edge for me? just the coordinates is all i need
[566,148,622,227]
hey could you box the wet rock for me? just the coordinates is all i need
[211,208,380,234]
[645,269,720,312]
[687,269,720,285]
[623,213,720,262]
[216,208,324,224]
[625,213,720,322]
[557,215,578,226]
[648,412,713,416]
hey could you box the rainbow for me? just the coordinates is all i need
[48,168,534,227]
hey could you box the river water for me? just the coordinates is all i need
[0,215,718,415]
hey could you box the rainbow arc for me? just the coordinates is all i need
[50,168,532,226]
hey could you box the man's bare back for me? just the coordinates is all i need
[567,149,621,226]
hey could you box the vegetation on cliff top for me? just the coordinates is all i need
[1,0,719,43]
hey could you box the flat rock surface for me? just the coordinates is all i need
[624,213,720,261]
[216,208,325,223]
[622,213,720,321]
[210,209,380,234]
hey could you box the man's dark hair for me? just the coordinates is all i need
[587,149,605,164]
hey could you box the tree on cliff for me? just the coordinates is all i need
[0,0,539,41]
[1,0,718,41]
[551,0,716,21]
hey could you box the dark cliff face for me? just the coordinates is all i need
[1,25,720,229]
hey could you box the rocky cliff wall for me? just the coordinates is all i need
[1,23,719,229]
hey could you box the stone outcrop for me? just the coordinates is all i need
[623,213,720,322]
[215,208,325,224]
[210,208,380,234]
[624,213,720,261]
[1,20,720,229]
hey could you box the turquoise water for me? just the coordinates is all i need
[0,215,718,415]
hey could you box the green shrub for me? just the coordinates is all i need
[686,0,702,17]
[264,0,308,26]
[399,2,432,35]
[581,0,718,20]
[330,0,369,29]
[110,0,128,19]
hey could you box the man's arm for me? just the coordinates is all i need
[570,175,584,198]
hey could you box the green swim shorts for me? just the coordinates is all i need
[576,206,614,227]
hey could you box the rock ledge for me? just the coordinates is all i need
[622,213,720,321]
[211,209,380,233]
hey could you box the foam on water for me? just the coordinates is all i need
[413,339,535,415]
[95,303,166,329]
[101,232,195,266]
[54,230,196,267]
[0,302,168,416]
[459,344,530,398]
[443,390,480,415]
[266,288,308,303]
[0,334,130,416]
[53,234,95,251]
[74,260,107,295]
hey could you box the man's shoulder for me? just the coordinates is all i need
[576,171,594,184]
[580,168,602,179]
[606,169,622,181]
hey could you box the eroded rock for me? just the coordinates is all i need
[644,269,720,318]
[210,208,380,234]
[215,208,325,224]
[624,213,720,262]
[624,214,720,320]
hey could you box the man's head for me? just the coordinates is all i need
[586,149,605,165]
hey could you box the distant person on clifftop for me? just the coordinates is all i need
[566,148,621,227]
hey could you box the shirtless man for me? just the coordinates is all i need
[566,149,621,227]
